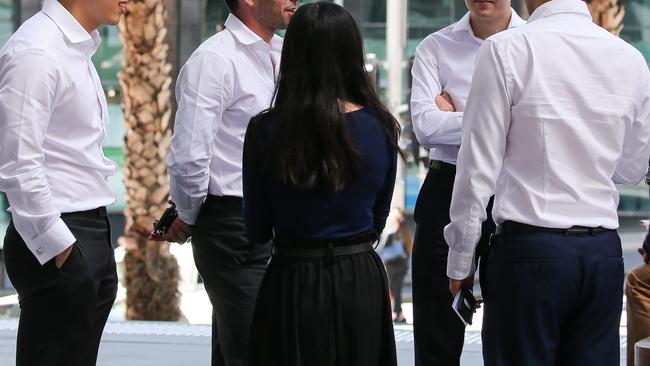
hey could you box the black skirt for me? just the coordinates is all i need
[249,242,398,366]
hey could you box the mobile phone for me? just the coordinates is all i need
[452,285,477,326]
[152,203,178,236]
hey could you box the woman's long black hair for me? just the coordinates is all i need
[255,1,401,191]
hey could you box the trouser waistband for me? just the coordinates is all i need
[496,220,614,236]
[272,242,374,258]
[60,206,107,218]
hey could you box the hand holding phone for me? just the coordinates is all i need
[452,285,478,326]
[149,203,178,241]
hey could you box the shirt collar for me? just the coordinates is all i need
[452,9,526,40]
[527,0,592,23]
[42,0,101,54]
[224,13,283,52]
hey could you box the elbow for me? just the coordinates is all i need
[411,117,433,149]
[613,166,646,186]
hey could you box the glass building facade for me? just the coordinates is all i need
[1,0,650,234]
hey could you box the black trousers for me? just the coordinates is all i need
[385,257,408,315]
[191,195,271,366]
[411,163,495,366]
[3,207,117,366]
[482,230,624,366]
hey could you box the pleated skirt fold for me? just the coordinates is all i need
[249,250,398,366]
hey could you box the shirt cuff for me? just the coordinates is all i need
[25,219,76,265]
[446,247,476,280]
[176,205,202,226]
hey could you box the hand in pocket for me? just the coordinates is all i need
[55,244,74,269]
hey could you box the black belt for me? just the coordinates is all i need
[496,221,614,236]
[61,206,107,218]
[429,160,456,173]
[204,195,243,213]
[272,242,374,258]
[205,195,242,205]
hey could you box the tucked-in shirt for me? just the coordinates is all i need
[410,10,525,165]
[444,0,650,279]
[0,0,116,264]
[242,108,397,244]
[168,14,282,225]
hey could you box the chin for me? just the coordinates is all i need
[109,15,123,25]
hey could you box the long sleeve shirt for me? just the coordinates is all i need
[410,10,525,165]
[168,14,282,225]
[0,0,116,264]
[242,108,397,244]
[444,0,650,279]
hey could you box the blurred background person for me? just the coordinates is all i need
[242,2,400,365]
[627,184,650,365]
[379,207,413,324]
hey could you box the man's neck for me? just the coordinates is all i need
[233,11,275,44]
[470,12,512,40]
[57,0,96,33]
[526,0,551,15]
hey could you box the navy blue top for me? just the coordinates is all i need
[242,108,397,244]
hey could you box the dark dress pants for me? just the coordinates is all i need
[3,208,118,366]
[385,256,408,316]
[191,195,271,366]
[482,230,624,366]
[411,163,495,366]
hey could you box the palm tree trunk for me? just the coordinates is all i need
[118,0,180,321]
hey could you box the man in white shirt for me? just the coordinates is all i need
[165,0,295,364]
[409,1,524,364]
[0,0,126,364]
[445,0,650,364]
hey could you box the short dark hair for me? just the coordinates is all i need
[225,0,238,12]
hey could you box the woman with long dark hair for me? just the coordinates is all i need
[242,2,400,365]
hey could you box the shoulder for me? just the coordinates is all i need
[485,24,528,45]
[627,264,650,287]
[247,110,276,142]
[185,30,237,67]
[1,13,62,65]
[347,107,394,143]
[198,29,238,54]
[179,33,236,84]
[414,23,455,56]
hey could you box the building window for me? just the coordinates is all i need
[0,0,13,46]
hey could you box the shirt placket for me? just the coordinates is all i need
[87,56,109,151]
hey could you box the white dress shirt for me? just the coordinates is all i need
[444,0,650,279]
[411,10,525,165]
[0,0,117,264]
[168,14,282,225]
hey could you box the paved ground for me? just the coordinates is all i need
[0,320,628,365]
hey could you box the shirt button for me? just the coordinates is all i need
[36,247,44,255]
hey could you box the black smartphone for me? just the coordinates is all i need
[152,203,178,236]
[452,285,477,326]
